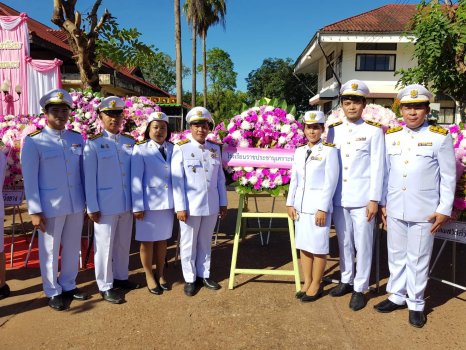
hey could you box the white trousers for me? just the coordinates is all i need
[386,216,434,311]
[94,211,133,292]
[179,214,218,283]
[38,212,84,297]
[333,206,375,292]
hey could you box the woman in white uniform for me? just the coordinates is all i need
[131,111,174,295]
[287,111,339,302]
[0,150,8,299]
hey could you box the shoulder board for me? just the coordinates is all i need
[206,139,222,146]
[121,133,134,140]
[88,133,103,141]
[28,129,42,137]
[328,121,342,128]
[386,126,403,134]
[429,125,448,136]
[68,129,81,134]
[177,139,191,146]
[365,120,382,128]
[136,139,149,145]
[322,141,335,148]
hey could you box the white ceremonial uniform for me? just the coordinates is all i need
[326,118,385,292]
[131,139,174,242]
[84,130,135,292]
[382,122,456,311]
[21,126,85,297]
[0,151,7,253]
[171,134,228,283]
[286,140,339,254]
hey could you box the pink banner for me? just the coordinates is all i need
[0,14,28,115]
[222,146,295,169]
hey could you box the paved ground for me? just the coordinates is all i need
[0,192,465,349]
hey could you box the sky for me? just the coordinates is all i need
[4,0,420,92]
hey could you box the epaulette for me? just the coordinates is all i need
[365,120,382,128]
[206,139,222,146]
[328,121,342,128]
[68,129,81,134]
[28,129,42,137]
[88,133,103,141]
[136,139,148,145]
[429,125,448,136]
[121,133,134,140]
[322,141,335,148]
[386,126,403,134]
[177,139,191,146]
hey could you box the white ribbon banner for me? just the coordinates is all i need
[435,221,466,244]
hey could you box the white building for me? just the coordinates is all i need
[294,4,456,124]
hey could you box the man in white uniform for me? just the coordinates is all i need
[171,107,228,296]
[22,88,88,310]
[375,85,456,328]
[84,96,139,304]
[326,80,385,311]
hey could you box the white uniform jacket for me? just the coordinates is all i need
[286,141,339,214]
[326,118,385,207]
[382,123,456,222]
[21,126,85,218]
[131,139,174,212]
[83,130,135,215]
[171,135,227,216]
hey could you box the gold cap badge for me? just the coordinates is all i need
[109,100,116,108]
[196,110,203,117]
[410,89,418,98]
[351,83,358,91]
[57,92,64,99]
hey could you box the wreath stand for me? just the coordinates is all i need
[228,193,301,291]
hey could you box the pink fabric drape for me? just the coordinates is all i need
[0,13,28,116]
[26,57,62,85]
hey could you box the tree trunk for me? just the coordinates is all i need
[191,23,197,107]
[202,30,207,108]
[174,0,183,110]
[457,100,466,123]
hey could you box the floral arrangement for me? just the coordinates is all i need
[219,99,306,196]
[447,124,466,219]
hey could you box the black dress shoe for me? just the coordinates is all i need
[63,288,90,301]
[100,289,125,304]
[329,283,353,297]
[184,282,196,296]
[0,283,10,299]
[147,285,163,295]
[409,310,426,328]
[349,292,366,311]
[158,281,170,291]
[295,291,306,299]
[301,286,323,303]
[202,278,221,290]
[48,295,66,311]
[113,279,141,290]
[374,299,405,313]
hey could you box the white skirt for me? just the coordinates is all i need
[295,212,331,254]
[135,209,174,242]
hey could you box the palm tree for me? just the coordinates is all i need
[198,0,227,107]
[183,0,205,107]
[174,0,183,110]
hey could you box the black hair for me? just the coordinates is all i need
[44,103,71,112]
[340,95,366,103]
[189,120,214,131]
[144,120,172,142]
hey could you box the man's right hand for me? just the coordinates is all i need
[379,206,387,227]
[88,211,101,223]
[31,213,46,232]
[177,210,188,222]
[287,206,298,221]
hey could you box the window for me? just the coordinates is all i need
[325,51,335,81]
[355,54,396,71]
[437,108,455,125]
[356,43,397,51]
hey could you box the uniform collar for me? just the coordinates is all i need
[405,121,428,134]
[44,125,66,136]
[149,139,165,149]
[104,129,120,140]
[307,139,322,151]
[187,133,206,149]
[343,117,364,126]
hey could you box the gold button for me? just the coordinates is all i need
[344,167,348,170]
[346,154,349,157]
[402,187,406,191]
[349,129,352,132]
[403,174,407,177]
[347,141,351,144]
[343,179,347,182]
[205,169,208,172]
[405,160,409,164]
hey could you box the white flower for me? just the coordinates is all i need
[233,166,243,171]
[281,124,291,133]
[240,177,248,185]
[249,176,258,185]
[231,130,242,140]
[227,122,235,130]
[255,168,263,175]
[244,167,254,172]
[269,168,278,174]
[241,111,249,117]
[264,106,274,112]
[84,112,92,119]
[261,179,271,188]
[267,115,275,124]
[251,107,260,112]
[462,156,466,165]
[460,139,466,149]
[239,139,249,147]
[286,114,295,122]
[278,136,286,144]
[241,121,252,130]
[274,175,283,185]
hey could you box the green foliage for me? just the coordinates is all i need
[397,1,466,120]
[246,58,317,115]
[200,48,237,95]
[232,182,288,197]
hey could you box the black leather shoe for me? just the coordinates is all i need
[100,289,125,304]
[0,283,10,299]
[147,285,163,295]
[113,279,141,290]
[349,292,366,311]
[374,299,405,313]
[329,283,353,297]
[202,278,221,290]
[158,281,170,291]
[409,310,426,328]
[301,286,323,303]
[184,282,196,296]
[48,295,66,311]
[63,288,90,301]
[295,291,306,299]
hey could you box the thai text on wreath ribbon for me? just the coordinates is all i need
[221,146,295,169]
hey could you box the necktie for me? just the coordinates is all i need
[305,149,312,162]
[159,146,167,160]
